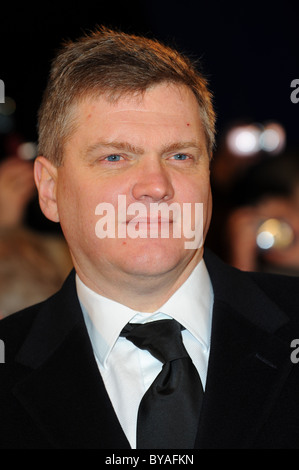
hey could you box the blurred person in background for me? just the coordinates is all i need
[0,155,35,230]
[222,151,299,274]
[0,135,72,318]
[207,121,299,275]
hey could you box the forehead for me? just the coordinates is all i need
[67,83,206,150]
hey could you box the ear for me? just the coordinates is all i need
[34,156,60,223]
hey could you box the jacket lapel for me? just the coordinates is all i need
[12,271,130,449]
[196,250,294,448]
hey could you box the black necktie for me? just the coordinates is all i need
[121,319,203,449]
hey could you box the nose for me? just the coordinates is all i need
[131,155,174,202]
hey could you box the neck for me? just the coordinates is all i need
[74,249,203,312]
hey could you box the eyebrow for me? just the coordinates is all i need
[85,140,144,157]
[84,140,203,158]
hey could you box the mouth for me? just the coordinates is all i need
[125,217,174,225]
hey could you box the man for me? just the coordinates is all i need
[0,27,299,449]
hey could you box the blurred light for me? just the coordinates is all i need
[0,97,16,116]
[256,218,294,250]
[17,142,37,160]
[226,124,261,156]
[260,129,280,152]
[259,122,286,154]
[256,230,275,250]
[226,121,286,157]
[235,129,259,153]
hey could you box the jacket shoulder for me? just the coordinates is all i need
[0,270,76,343]
[0,270,77,364]
[248,271,299,315]
[204,249,299,331]
[0,301,46,359]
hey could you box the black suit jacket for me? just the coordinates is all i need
[1,249,299,449]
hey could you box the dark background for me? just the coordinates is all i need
[0,0,299,145]
[1,0,298,145]
[0,0,298,239]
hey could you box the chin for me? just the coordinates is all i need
[118,240,193,277]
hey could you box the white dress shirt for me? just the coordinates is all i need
[76,259,214,449]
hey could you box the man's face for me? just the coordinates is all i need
[37,83,212,289]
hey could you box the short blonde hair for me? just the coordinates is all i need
[38,26,216,166]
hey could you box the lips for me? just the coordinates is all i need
[125,217,174,224]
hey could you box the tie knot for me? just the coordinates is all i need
[121,319,188,364]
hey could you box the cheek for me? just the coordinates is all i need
[175,171,211,204]
[56,177,93,240]
[175,174,212,235]
[57,179,124,255]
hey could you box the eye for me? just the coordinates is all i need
[172,153,190,161]
[105,154,123,162]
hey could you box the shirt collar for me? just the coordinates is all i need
[76,259,214,368]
